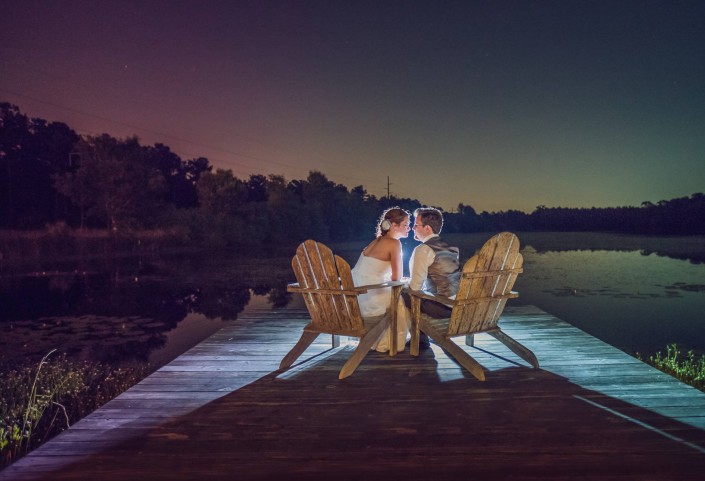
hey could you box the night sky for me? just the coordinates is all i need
[2,0,703,212]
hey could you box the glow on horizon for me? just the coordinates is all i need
[1,1,703,213]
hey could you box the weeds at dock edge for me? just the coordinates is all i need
[641,344,705,392]
[0,351,149,469]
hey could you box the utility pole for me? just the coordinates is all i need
[386,176,391,199]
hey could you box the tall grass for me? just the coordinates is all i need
[0,224,190,269]
[645,344,705,392]
[0,352,149,468]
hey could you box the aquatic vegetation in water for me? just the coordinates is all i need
[663,283,705,293]
[0,351,149,468]
[643,344,705,392]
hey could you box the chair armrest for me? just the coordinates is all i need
[287,283,358,295]
[287,280,405,295]
[406,289,456,307]
[356,280,406,292]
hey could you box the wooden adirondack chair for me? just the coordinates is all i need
[408,232,539,381]
[280,240,404,379]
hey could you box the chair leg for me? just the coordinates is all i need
[279,331,320,369]
[410,296,421,357]
[387,285,402,357]
[487,329,540,368]
[338,320,389,379]
[437,338,486,381]
[422,321,485,381]
[465,334,475,347]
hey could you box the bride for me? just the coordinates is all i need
[351,207,412,352]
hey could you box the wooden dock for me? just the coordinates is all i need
[2,305,705,480]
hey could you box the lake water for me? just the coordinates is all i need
[1,232,704,370]
[445,232,705,355]
[512,246,705,354]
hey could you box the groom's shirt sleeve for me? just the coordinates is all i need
[409,244,435,291]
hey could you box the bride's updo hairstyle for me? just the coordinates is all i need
[375,207,410,238]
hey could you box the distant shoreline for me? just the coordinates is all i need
[2,228,705,269]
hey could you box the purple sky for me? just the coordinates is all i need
[2,0,703,212]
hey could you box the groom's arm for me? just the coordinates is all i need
[409,244,435,291]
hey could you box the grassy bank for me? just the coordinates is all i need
[0,351,149,469]
[643,344,705,392]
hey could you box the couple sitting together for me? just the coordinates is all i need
[351,206,460,353]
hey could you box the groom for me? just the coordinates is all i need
[403,207,461,348]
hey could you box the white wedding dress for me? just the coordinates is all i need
[351,253,410,352]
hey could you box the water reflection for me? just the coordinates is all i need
[0,254,293,367]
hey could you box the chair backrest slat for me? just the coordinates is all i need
[448,232,522,336]
[301,240,343,331]
[477,233,521,331]
[294,240,364,332]
[335,255,364,329]
[292,249,323,326]
[317,242,353,331]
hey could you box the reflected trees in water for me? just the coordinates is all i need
[0,254,296,367]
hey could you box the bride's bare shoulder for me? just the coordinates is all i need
[362,236,400,259]
[378,236,402,251]
[362,237,380,254]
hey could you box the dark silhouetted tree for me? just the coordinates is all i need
[0,102,78,228]
[54,135,166,230]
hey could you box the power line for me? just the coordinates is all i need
[0,88,295,166]
[1,89,391,197]
[0,88,388,191]
[0,62,387,188]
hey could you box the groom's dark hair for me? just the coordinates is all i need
[414,207,443,234]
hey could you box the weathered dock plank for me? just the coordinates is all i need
[2,305,704,480]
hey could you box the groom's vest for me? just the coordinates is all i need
[424,236,461,298]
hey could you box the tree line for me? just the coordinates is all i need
[1,101,704,250]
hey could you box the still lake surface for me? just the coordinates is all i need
[1,232,704,372]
